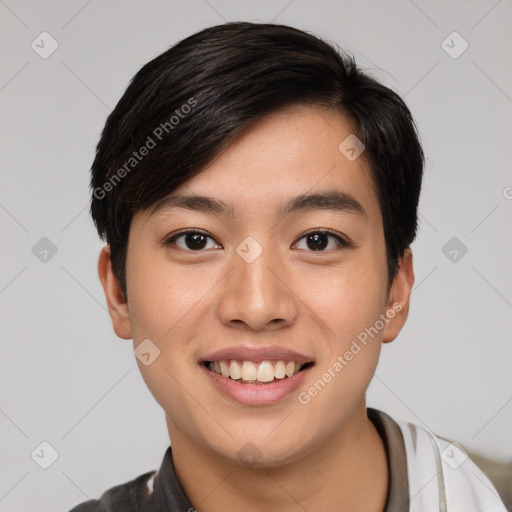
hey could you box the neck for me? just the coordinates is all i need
[168,402,389,512]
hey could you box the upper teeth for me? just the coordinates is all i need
[207,360,303,383]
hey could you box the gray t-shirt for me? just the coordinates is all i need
[69,408,410,512]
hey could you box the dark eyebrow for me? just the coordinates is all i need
[278,190,366,218]
[150,195,234,218]
[149,190,366,219]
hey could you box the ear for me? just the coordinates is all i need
[382,248,415,344]
[97,245,133,340]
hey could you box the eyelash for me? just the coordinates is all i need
[163,228,355,252]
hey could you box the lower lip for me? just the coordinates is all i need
[200,364,312,406]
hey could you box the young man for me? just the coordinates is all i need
[71,22,507,512]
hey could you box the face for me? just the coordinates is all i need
[99,105,413,467]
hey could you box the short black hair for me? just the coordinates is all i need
[90,21,424,299]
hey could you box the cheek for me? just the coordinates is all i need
[296,254,388,347]
[292,249,388,414]
[127,266,202,431]
[126,248,211,341]
[125,249,216,407]
[295,265,386,423]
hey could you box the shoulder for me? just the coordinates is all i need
[68,499,105,512]
[68,470,157,512]
[397,420,508,511]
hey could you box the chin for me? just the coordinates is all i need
[211,427,317,470]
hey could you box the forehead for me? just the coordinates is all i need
[144,105,381,226]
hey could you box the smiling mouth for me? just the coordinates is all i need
[203,359,315,385]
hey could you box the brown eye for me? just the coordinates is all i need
[165,230,221,251]
[294,230,353,251]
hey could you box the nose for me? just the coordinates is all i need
[216,242,298,332]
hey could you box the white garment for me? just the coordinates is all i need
[398,421,507,511]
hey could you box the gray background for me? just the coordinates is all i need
[1,0,511,510]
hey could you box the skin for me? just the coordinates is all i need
[98,104,414,512]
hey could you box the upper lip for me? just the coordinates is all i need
[200,345,314,365]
